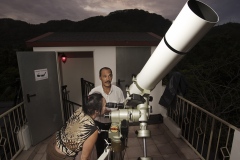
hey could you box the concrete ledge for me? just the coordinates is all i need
[230,129,240,160]
[163,117,181,138]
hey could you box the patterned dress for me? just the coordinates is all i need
[56,108,98,157]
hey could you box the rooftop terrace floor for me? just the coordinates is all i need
[15,123,200,160]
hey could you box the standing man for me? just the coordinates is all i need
[89,67,125,158]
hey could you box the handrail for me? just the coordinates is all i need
[0,99,80,160]
[0,102,26,160]
[0,84,83,159]
[0,102,24,118]
[177,96,238,130]
[63,99,81,107]
[81,78,94,107]
[62,99,81,122]
[167,95,238,160]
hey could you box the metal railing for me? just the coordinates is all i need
[81,78,94,107]
[62,99,81,122]
[0,102,27,160]
[168,95,238,160]
[0,86,80,160]
[61,85,81,122]
[0,100,78,160]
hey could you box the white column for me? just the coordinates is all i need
[230,129,240,160]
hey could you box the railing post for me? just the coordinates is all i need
[230,129,240,160]
[206,118,215,160]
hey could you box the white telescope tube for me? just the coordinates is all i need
[129,0,219,94]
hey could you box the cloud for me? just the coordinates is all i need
[206,0,240,24]
[0,0,97,23]
[0,0,239,24]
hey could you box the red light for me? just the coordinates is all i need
[61,54,67,63]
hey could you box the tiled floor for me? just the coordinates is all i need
[15,123,200,160]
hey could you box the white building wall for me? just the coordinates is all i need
[93,47,116,86]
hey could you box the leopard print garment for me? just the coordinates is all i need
[56,108,98,157]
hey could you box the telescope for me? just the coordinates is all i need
[106,102,124,109]
[101,0,219,159]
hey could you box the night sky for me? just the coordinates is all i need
[0,0,239,25]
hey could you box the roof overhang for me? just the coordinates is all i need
[26,32,162,48]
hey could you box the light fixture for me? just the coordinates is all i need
[61,53,67,63]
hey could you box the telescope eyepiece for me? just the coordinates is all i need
[106,102,124,109]
[104,114,110,119]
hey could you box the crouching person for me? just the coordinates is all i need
[46,92,106,160]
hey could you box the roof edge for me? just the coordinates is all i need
[26,32,54,43]
[26,41,160,48]
[147,32,162,40]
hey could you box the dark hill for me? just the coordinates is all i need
[0,9,172,48]
[74,9,171,36]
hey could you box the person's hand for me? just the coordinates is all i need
[105,107,112,113]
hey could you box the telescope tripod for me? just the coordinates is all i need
[98,127,152,160]
[98,137,127,160]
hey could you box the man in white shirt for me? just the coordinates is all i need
[89,67,125,158]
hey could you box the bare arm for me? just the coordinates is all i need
[80,130,98,160]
